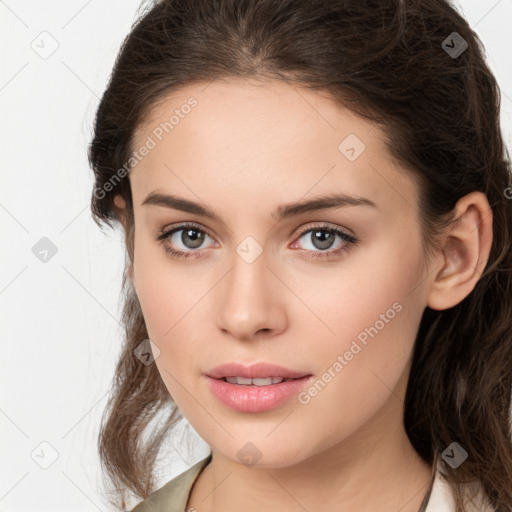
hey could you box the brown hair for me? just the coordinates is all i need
[88,0,512,510]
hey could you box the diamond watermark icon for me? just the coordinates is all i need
[31,441,59,469]
[442,32,468,59]
[236,442,262,467]
[30,31,59,60]
[441,441,468,468]
[32,237,58,263]
[134,338,161,366]
[338,134,366,162]
[236,236,263,264]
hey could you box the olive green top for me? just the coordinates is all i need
[130,454,213,512]
[129,452,493,512]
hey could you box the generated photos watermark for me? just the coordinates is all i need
[93,96,198,200]
[298,301,403,405]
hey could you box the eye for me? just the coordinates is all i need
[290,223,357,260]
[156,222,215,259]
[156,222,358,260]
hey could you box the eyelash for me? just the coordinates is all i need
[156,221,358,261]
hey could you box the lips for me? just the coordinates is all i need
[206,362,311,380]
[206,373,314,412]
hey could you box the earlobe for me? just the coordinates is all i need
[128,262,135,287]
[427,192,493,311]
[113,195,127,229]
[113,194,136,286]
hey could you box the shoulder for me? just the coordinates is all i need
[426,459,495,512]
[129,454,212,512]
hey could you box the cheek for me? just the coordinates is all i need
[296,231,426,413]
[132,244,206,412]
[132,232,200,336]
[132,237,216,411]
[291,222,424,333]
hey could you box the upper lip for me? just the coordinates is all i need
[206,362,311,380]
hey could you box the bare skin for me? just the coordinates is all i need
[114,78,492,512]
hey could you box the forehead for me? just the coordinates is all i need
[130,78,419,219]
[134,77,373,155]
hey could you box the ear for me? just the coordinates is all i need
[426,191,493,311]
[113,194,127,230]
[113,194,136,283]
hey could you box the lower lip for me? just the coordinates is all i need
[206,375,313,412]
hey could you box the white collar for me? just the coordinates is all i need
[425,458,493,512]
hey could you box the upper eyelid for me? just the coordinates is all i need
[163,222,216,241]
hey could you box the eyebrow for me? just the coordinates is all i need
[141,191,377,222]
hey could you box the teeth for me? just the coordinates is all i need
[224,376,285,386]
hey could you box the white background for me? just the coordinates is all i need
[1,1,511,510]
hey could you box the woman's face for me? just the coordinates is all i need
[125,78,432,467]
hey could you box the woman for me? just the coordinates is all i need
[88,0,512,510]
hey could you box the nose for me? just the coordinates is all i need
[215,247,287,341]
